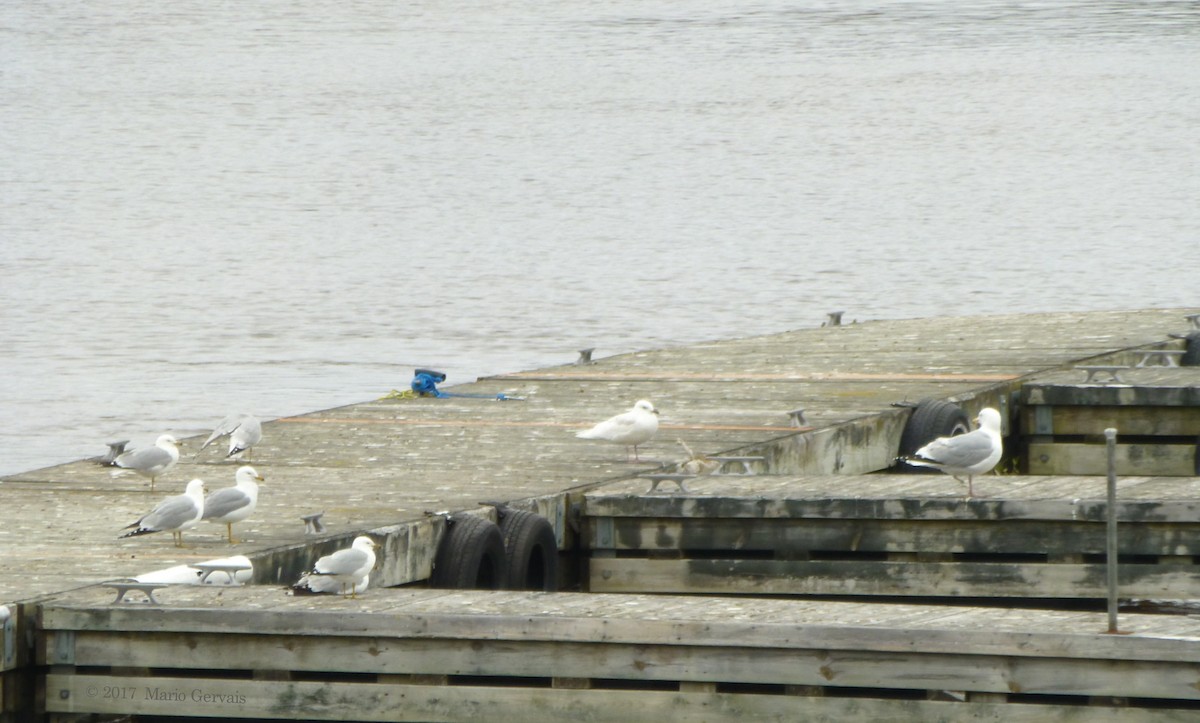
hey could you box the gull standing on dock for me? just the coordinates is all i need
[200,413,262,461]
[110,434,181,491]
[576,400,660,462]
[201,466,263,543]
[291,536,379,598]
[901,407,1003,497]
[119,479,207,547]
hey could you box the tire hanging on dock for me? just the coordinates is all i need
[497,508,558,592]
[430,514,508,590]
[893,399,971,473]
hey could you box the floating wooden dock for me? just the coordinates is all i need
[585,473,1200,600]
[3,308,1200,720]
[37,586,1200,721]
[1023,368,1200,476]
[2,309,1192,601]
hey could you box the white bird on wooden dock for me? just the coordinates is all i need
[291,536,379,598]
[901,407,1003,497]
[297,573,370,595]
[200,413,262,461]
[110,434,181,491]
[119,478,207,547]
[576,399,660,462]
[201,466,263,543]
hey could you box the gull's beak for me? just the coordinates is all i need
[256,473,265,481]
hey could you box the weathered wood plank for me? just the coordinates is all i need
[584,475,1200,522]
[587,517,1200,556]
[43,674,1200,722]
[1023,374,1200,407]
[58,631,1200,701]
[1028,442,1199,476]
[1022,405,1200,437]
[37,588,1200,665]
[588,558,1200,600]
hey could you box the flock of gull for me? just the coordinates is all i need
[99,399,1002,597]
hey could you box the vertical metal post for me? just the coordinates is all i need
[1105,427,1120,634]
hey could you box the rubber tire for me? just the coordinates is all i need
[498,509,559,591]
[895,399,971,473]
[1182,332,1200,367]
[430,515,508,590]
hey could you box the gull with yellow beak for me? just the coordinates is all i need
[901,407,1003,497]
[201,466,264,543]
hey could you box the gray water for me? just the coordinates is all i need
[3,0,1199,477]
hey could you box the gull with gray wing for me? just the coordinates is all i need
[291,536,379,598]
[901,407,1003,497]
[111,434,181,491]
[119,479,207,547]
[201,466,263,543]
[201,413,262,461]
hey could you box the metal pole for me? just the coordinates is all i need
[1105,427,1120,634]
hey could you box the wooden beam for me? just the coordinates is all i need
[588,558,1200,600]
[43,674,1200,722]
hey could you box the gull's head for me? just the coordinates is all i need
[186,478,207,495]
[237,466,265,483]
[157,434,181,447]
[976,407,1002,430]
[634,400,658,415]
[353,536,380,551]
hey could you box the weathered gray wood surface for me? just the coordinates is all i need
[2,308,1195,604]
[584,474,1200,521]
[588,558,1200,598]
[1023,404,1200,437]
[583,474,1200,599]
[37,587,1200,663]
[45,674,1200,722]
[1024,368,1200,407]
[1027,442,1198,476]
[38,587,1200,721]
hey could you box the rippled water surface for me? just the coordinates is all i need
[3,0,1199,475]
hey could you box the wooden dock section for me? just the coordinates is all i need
[1,308,1192,603]
[584,473,1200,600]
[37,586,1200,721]
[3,307,1199,719]
[1023,367,1200,476]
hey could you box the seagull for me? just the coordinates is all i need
[901,407,1003,497]
[201,466,263,543]
[291,536,379,598]
[201,413,262,461]
[576,399,660,462]
[297,573,370,595]
[111,434,181,491]
[119,478,207,547]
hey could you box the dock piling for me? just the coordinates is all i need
[1105,427,1122,635]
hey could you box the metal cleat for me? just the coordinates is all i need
[302,511,326,535]
[642,474,692,494]
[708,455,765,475]
[1135,349,1185,368]
[190,560,253,586]
[1076,365,1129,384]
[104,580,168,605]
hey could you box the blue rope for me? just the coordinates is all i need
[410,371,523,401]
